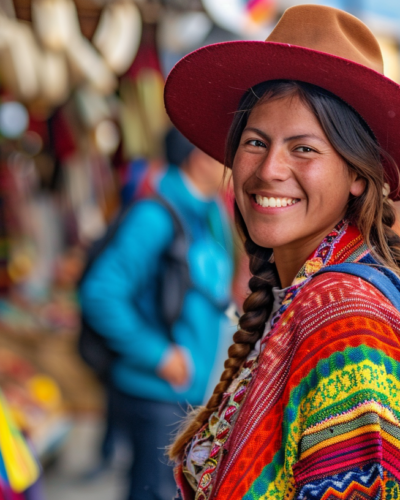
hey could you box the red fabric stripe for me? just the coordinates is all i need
[301,446,381,476]
[383,439,400,481]
[295,452,380,484]
[294,433,382,483]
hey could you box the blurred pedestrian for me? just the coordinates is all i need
[79,127,234,500]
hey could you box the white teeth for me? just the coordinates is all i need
[254,195,298,208]
[255,195,264,206]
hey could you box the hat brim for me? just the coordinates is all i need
[164,41,400,200]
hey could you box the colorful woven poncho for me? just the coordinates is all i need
[175,221,400,500]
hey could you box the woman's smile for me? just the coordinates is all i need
[252,193,301,209]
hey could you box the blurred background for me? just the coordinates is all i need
[0,0,400,499]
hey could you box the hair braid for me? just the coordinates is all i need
[168,213,278,460]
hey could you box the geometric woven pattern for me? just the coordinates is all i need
[176,223,400,500]
[211,228,400,499]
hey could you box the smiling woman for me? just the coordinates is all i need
[164,5,400,500]
[229,80,387,288]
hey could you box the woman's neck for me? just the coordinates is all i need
[273,227,338,288]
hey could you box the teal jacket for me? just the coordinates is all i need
[79,165,234,405]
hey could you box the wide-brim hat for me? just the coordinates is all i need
[164,4,400,200]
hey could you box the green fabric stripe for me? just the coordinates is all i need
[300,412,379,453]
[382,419,400,442]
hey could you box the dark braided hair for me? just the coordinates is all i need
[168,206,278,459]
[168,80,400,460]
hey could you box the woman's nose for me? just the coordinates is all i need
[256,146,290,182]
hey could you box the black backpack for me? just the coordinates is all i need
[78,194,191,382]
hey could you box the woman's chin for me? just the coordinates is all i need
[249,232,284,250]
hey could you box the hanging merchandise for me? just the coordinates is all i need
[0,11,69,107]
[31,0,80,51]
[0,18,40,102]
[94,120,120,157]
[92,1,142,75]
[0,346,67,452]
[0,388,40,497]
[0,102,29,139]
[74,87,112,131]
[37,50,70,107]
[51,96,120,245]
[0,153,21,295]
[0,0,142,109]
[65,37,117,96]
[32,0,143,96]
[35,0,117,96]
[120,23,169,159]
[202,0,277,39]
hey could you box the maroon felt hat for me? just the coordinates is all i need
[164,4,400,199]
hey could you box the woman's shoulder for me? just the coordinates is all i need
[289,270,400,332]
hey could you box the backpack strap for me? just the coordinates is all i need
[315,263,400,311]
[150,194,191,331]
[151,193,188,256]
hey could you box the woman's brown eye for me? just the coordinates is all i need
[248,140,266,148]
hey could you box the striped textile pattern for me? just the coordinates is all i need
[176,222,400,500]
[213,273,400,499]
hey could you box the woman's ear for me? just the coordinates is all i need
[349,173,366,197]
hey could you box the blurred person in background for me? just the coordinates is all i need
[79,127,234,500]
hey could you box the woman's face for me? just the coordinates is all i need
[232,94,364,254]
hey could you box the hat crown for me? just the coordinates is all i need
[266,4,383,74]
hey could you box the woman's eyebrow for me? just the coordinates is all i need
[243,127,270,141]
[283,133,327,144]
[243,128,327,145]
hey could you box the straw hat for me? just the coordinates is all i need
[164,4,400,199]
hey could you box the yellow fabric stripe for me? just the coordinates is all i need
[300,360,400,430]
